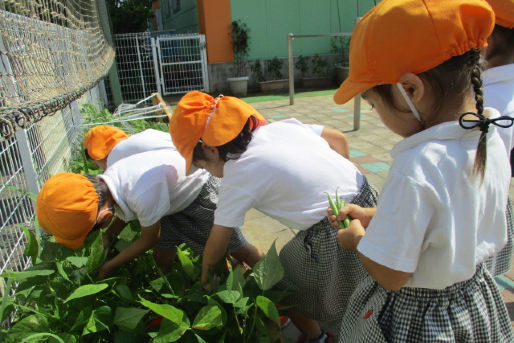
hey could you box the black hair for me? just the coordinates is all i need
[373,49,487,179]
[84,174,108,210]
[193,116,258,163]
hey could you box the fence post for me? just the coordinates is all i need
[15,129,40,205]
[151,36,163,96]
[353,94,361,131]
[288,33,294,105]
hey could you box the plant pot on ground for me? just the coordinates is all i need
[258,57,289,93]
[297,54,331,89]
[228,20,250,97]
[331,36,350,85]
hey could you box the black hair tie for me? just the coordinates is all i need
[459,112,513,133]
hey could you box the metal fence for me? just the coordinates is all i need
[112,31,209,105]
[0,86,105,275]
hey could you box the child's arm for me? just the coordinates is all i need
[201,224,234,289]
[321,127,350,159]
[337,219,412,291]
[97,222,160,279]
[103,216,127,248]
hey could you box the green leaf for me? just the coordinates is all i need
[194,333,208,343]
[139,297,190,327]
[177,248,196,279]
[0,269,54,281]
[83,306,112,335]
[21,226,39,262]
[64,283,108,303]
[225,266,245,293]
[39,241,74,261]
[66,256,88,268]
[192,304,223,330]
[154,319,188,343]
[255,296,279,324]
[20,332,66,343]
[114,284,133,302]
[6,314,49,343]
[55,262,71,282]
[214,290,241,304]
[252,241,284,291]
[113,307,148,331]
[85,231,106,273]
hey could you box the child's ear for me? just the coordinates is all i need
[96,206,114,226]
[201,143,220,159]
[398,73,425,104]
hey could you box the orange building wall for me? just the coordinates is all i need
[197,0,233,64]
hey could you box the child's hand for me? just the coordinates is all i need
[329,204,375,229]
[336,219,366,251]
[97,260,117,279]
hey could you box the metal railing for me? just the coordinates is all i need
[287,32,361,131]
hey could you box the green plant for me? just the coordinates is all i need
[295,55,309,77]
[310,55,329,77]
[326,189,350,229]
[230,20,250,77]
[0,219,289,342]
[251,60,265,82]
[265,57,283,80]
[331,36,350,67]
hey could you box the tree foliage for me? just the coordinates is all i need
[107,0,154,34]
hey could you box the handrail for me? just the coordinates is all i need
[287,32,361,131]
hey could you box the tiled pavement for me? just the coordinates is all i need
[167,89,514,341]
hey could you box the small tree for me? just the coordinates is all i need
[265,57,283,80]
[230,20,250,77]
[295,55,309,78]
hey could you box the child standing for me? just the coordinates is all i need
[83,125,175,170]
[168,91,378,343]
[329,0,514,342]
[482,0,514,276]
[36,149,263,278]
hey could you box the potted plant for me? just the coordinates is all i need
[258,57,289,93]
[331,36,350,85]
[297,54,332,89]
[227,20,250,97]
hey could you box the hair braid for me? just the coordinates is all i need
[470,52,487,180]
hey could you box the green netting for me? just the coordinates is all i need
[0,0,115,139]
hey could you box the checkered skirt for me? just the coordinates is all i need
[338,264,514,343]
[157,176,248,254]
[484,197,513,276]
[278,178,378,321]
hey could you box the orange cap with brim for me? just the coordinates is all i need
[36,173,98,249]
[334,0,495,105]
[83,125,128,160]
[487,0,514,28]
[169,91,267,172]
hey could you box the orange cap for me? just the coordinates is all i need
[36,173,98,249]
[334,0,495,105]
[169,91,267,171]
[83,125,128,160]
[487,0,514,28]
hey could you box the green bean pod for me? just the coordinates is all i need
[326,192,346,230]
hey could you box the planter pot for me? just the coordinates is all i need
[335,65,349,85]
[227,76,249,97]
[259,79,289,93]
[300,76,332,89]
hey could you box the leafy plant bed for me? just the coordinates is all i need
[0,219,289,343]
[258,80,289,93]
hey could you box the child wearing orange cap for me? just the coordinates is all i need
[169,91,379,343]
[83,125,175,170]
[36,150,263,279]
[329,0,513,342]
[482,0,514,276]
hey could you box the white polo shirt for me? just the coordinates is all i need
[214,118,364,230]
[107,129,175,169]
[358,109,510,289]
[100,149,210,226]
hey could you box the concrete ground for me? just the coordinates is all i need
[231,90,514,342]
